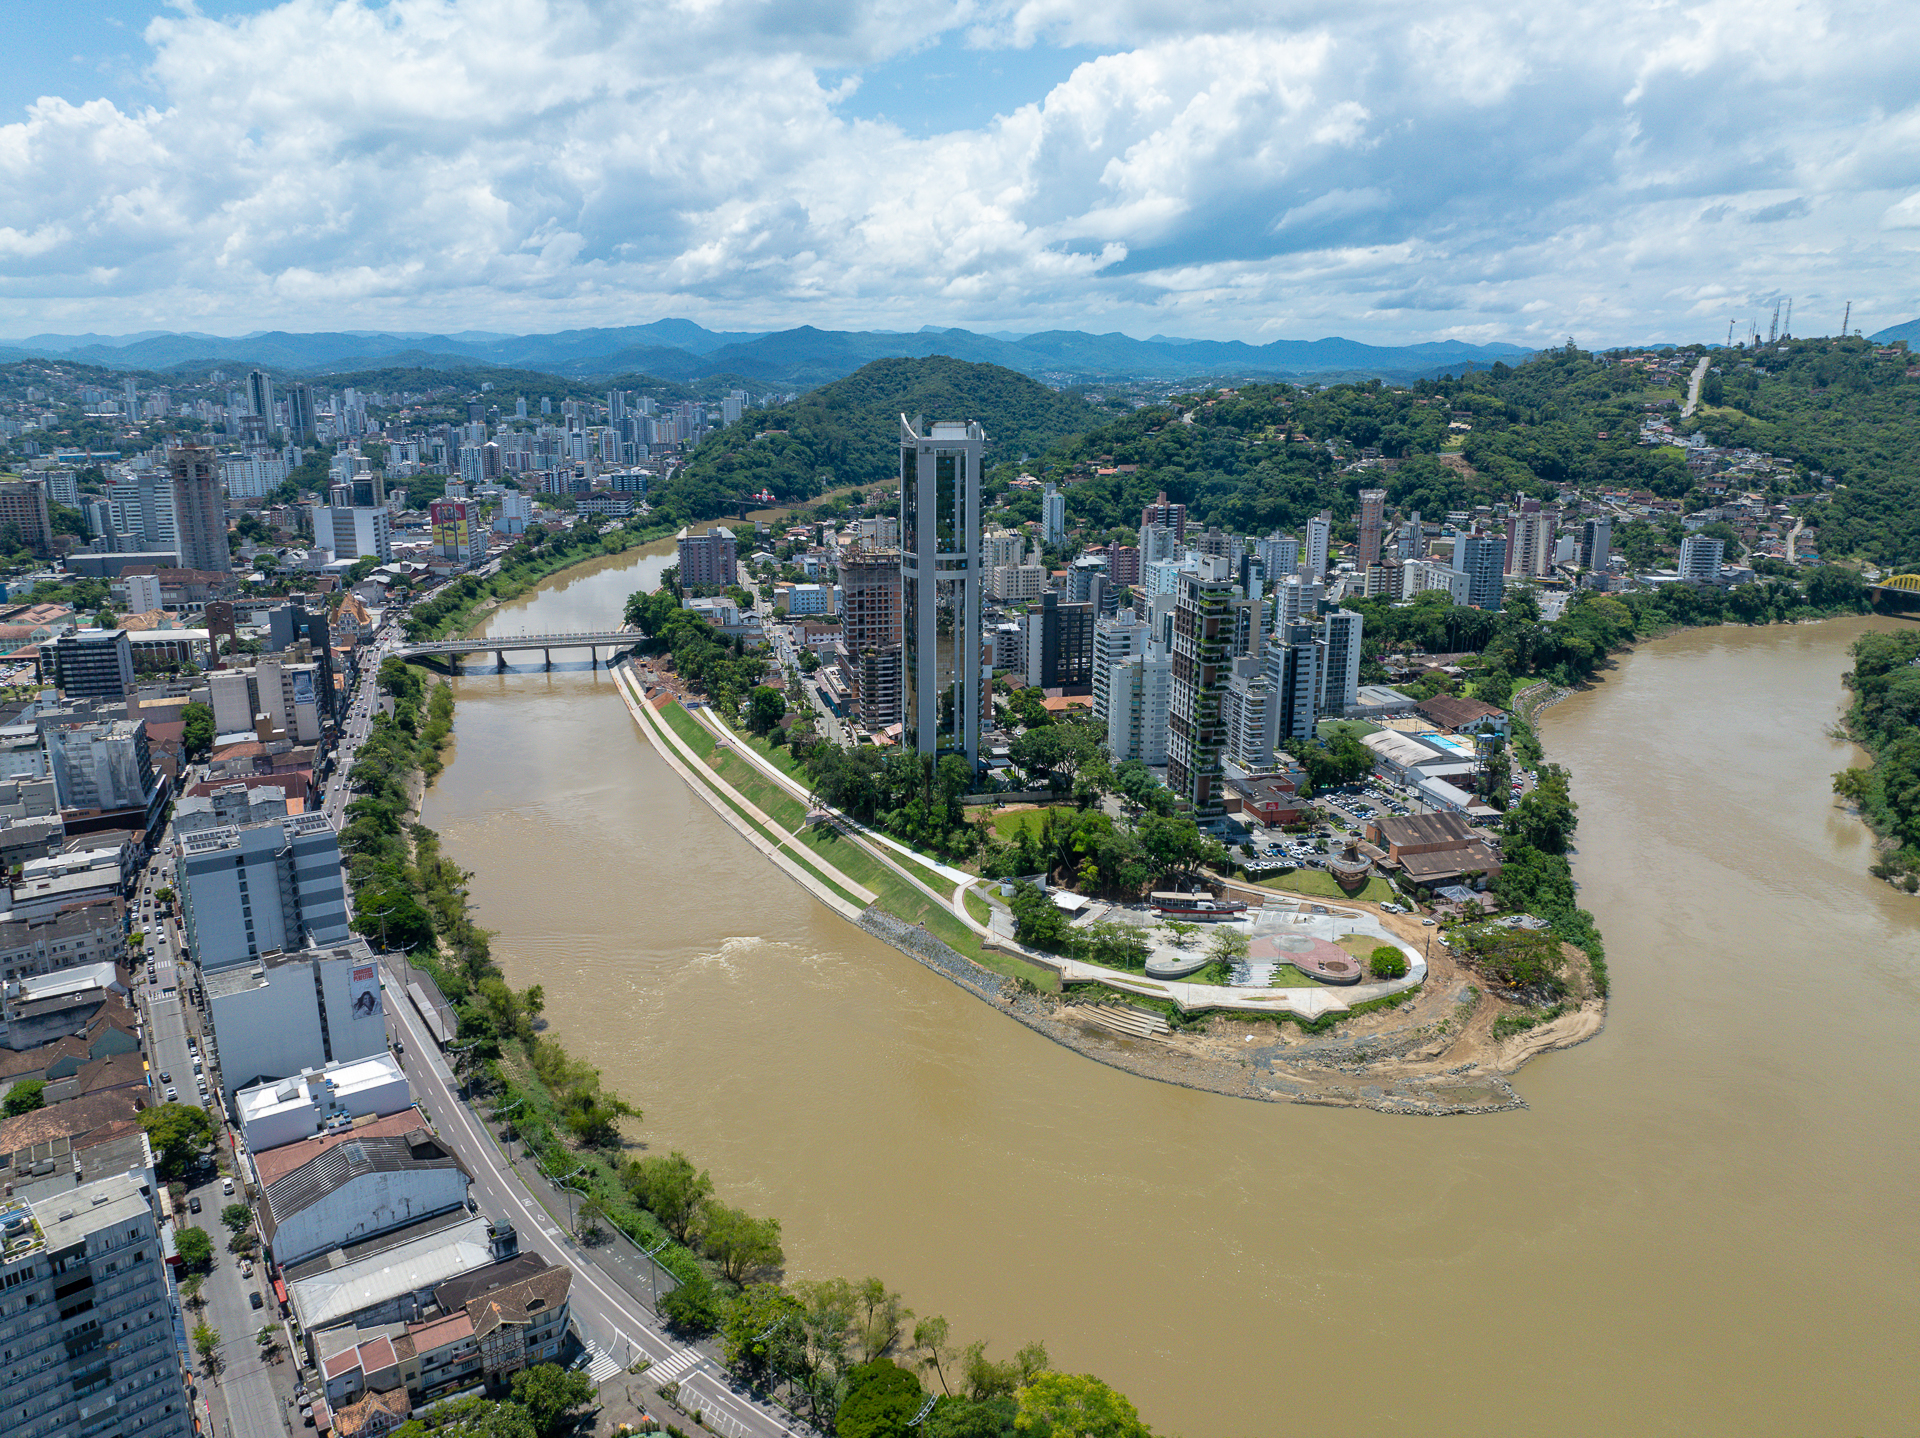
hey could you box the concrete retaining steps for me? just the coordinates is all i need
[1077,1002,1173,1040]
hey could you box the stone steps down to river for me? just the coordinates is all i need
[1074,1002,1173,1041]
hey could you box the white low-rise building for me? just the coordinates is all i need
[236,1053,413,1152]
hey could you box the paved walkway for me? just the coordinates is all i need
[611,664,874,920]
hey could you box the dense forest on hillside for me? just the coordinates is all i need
[982,339,1916,560]
[652,356,1100,521]
[1692,343,1920,568]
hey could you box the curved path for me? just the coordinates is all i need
[645,686,1427,1020]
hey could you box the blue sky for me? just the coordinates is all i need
[1,0,1916,346]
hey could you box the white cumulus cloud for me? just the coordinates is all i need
[0,0,1914,342]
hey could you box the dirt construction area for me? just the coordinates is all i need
[998,889,1606,1116]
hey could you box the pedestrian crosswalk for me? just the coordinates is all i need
[648,1347,701,1383]
[586,1347,623,1384]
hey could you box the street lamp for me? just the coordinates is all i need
[640,1237,671,1308]
[543,1162,589,1233]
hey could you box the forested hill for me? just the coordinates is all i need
[1005,346,1712,541]
[993,340,1920,565]
[1689,341,1920,568]
[650,356,1102,521]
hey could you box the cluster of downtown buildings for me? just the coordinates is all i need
[2,363,787,589]
[0,599,579,1438]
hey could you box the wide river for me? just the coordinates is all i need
[423,550,1918,1437]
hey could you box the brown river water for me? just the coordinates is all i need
[423,549,1919,1437]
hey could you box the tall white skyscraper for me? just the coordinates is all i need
[0,1175,194,1438]
[1041,482,1067,547]
[901,416,986,767]
[1305,511,1332,580]
[1318,607,1364,717]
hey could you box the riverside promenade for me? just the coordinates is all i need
[612,661,1428,1021]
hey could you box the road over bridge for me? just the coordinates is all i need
[395,629,640,667]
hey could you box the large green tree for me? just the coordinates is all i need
[1013,1373,1152,1438]
[507,1364,595,1438]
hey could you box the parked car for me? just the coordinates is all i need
[250,1291,264,1310]
[159,1071,170,1083]
[222,1178,234,1196]
[165,1087,177,1101]
[188,1197,201,1214]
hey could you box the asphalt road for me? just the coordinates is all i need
[328,620,809,1435]
[381,965,814,1438]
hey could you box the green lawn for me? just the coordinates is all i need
[964,889,993,927]
[1269,964,1328,988]
[990,805,1072,839]
[661,702,717,759]
[1258,869,1399,904]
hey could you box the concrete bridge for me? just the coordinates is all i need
[395,629,640,668]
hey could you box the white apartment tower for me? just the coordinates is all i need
[1041,483,1067,547]
[1318,607,1364,717]
[1304,511,1332,581]
[0,1175,195,1438]
[900,416,986,767]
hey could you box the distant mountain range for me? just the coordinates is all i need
[0,320,1533,388]
[1869,317,1920,346]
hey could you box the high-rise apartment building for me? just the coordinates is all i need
[287,381,316,445]
[1304,511,1332,581]
[0,1174,195,1438]
[1024,591,1093,692]
[1356,488,1386,567]
[104,472,176,556]
[248,368,275,425]
[1107,544,1141,587]
[1106,646,1172,767]
[169,443,232,574]
[1400,510,1427,559]
[1141,491,1187,539]
[1579,517,1612,574]
[900,417,986,766]
[1264,622,1322,749]
[44,718,158,820]
[1221,656,1277,771]
[1256,533,1300,580]
[431,498,487,566]
[1137,522,1181,564]
[49,629,135,701]
[1276,576,1324,628]
[313,506,393,563]
[1455,529,1507,611]
[0,479,54,557]
[1678,533,1725,582]
[1041,483,1067,547]
[840,547,904,730]
[1091,614,1151,732]
[1504,497,1556,578]
[1168,555,1235,822]
[1318,607,1364,717]
[982,529,1026,570]
[675,525,737,587]
[178,811,353,972]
